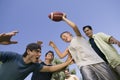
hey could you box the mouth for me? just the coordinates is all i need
[35,57,39,62]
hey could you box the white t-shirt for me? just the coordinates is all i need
[68,36,104,69]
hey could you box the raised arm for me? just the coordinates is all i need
[49,41,68,59]
[0,30,18,45]
[62,15,82,37]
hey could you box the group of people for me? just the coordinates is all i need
[0,31,72,80]
[0,13,120,80]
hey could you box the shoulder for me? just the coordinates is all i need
[94,32,109,37]
[33,62,44,71]
[95,32,105,35]
[95,32,111,38]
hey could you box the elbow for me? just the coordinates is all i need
[59,55,65,59]
[59,57,63,59]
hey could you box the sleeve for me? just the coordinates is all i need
[0,51,18,63]
[97,32,111,43]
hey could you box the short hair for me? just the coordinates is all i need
[82,25,92,31]
[60,31,72,39]
[23,43,41,57]
[45,50,54,57]
[64,68,69,72]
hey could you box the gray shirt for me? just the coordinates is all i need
[68,36,104,69]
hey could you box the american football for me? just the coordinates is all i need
[48,12,64,22]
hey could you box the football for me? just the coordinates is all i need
[48,12,64,22]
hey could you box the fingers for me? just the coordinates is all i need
[10,41,18,44]
[0,41,18,45]
[0,41,10,45]
[62,13,67,20]
[6,30,19,36]
[49,41,53,46]
[37,41,43,45]
[117,42,120,47]
[12,31,19,36]
[0,33,6,36]
[63,13,67,18]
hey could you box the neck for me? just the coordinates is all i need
[23,57,31,64]
[44,59,52,65]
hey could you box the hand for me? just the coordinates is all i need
[0,30,18,45]
[109,37,120,47]
[117,41,120,47]
[37,41,43,45]
[65,56,73,65]
[62,13,67,20]
[49,41,56,48]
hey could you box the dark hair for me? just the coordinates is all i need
[45,50,54,57]
[64,68,69,72]
[60,31,72,39]
[82,25,92,31]
[23,43,41,57]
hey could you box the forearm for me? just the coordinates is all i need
[62,17,81,36]
[63,17,76,29]
[40,59,71,72]
[48,60,70,72]
[52,46,66,58]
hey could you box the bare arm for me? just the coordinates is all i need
[62,15,82,37]
[109,36,120,47]
[40,56,72,72]
[0,30,18,45]
[49,41,68,58]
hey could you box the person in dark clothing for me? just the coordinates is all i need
[0,31,72,80]
[31,50,54,80]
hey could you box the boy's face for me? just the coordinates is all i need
[27,49,41,63]
[61,33,72,43]
[45,52,54,61]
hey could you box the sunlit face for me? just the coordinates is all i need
[61,33,72,43]
[83,27,93,38]
[45,52,54,61]
[27,49,41,63]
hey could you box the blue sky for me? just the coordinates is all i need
[1,0,120,80]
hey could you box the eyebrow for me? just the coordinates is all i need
[34,49,41,52]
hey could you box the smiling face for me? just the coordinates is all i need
[61,32,72,43]
[45,52,54,61]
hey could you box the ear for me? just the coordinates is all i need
[27,49,31,55]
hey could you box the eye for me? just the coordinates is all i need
[34,49,41,53]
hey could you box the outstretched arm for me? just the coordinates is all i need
[0,30,18,45]
[49,41,68,58]
[40,56,72,72]
[109,36,120,47]
[62,15,82,37]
